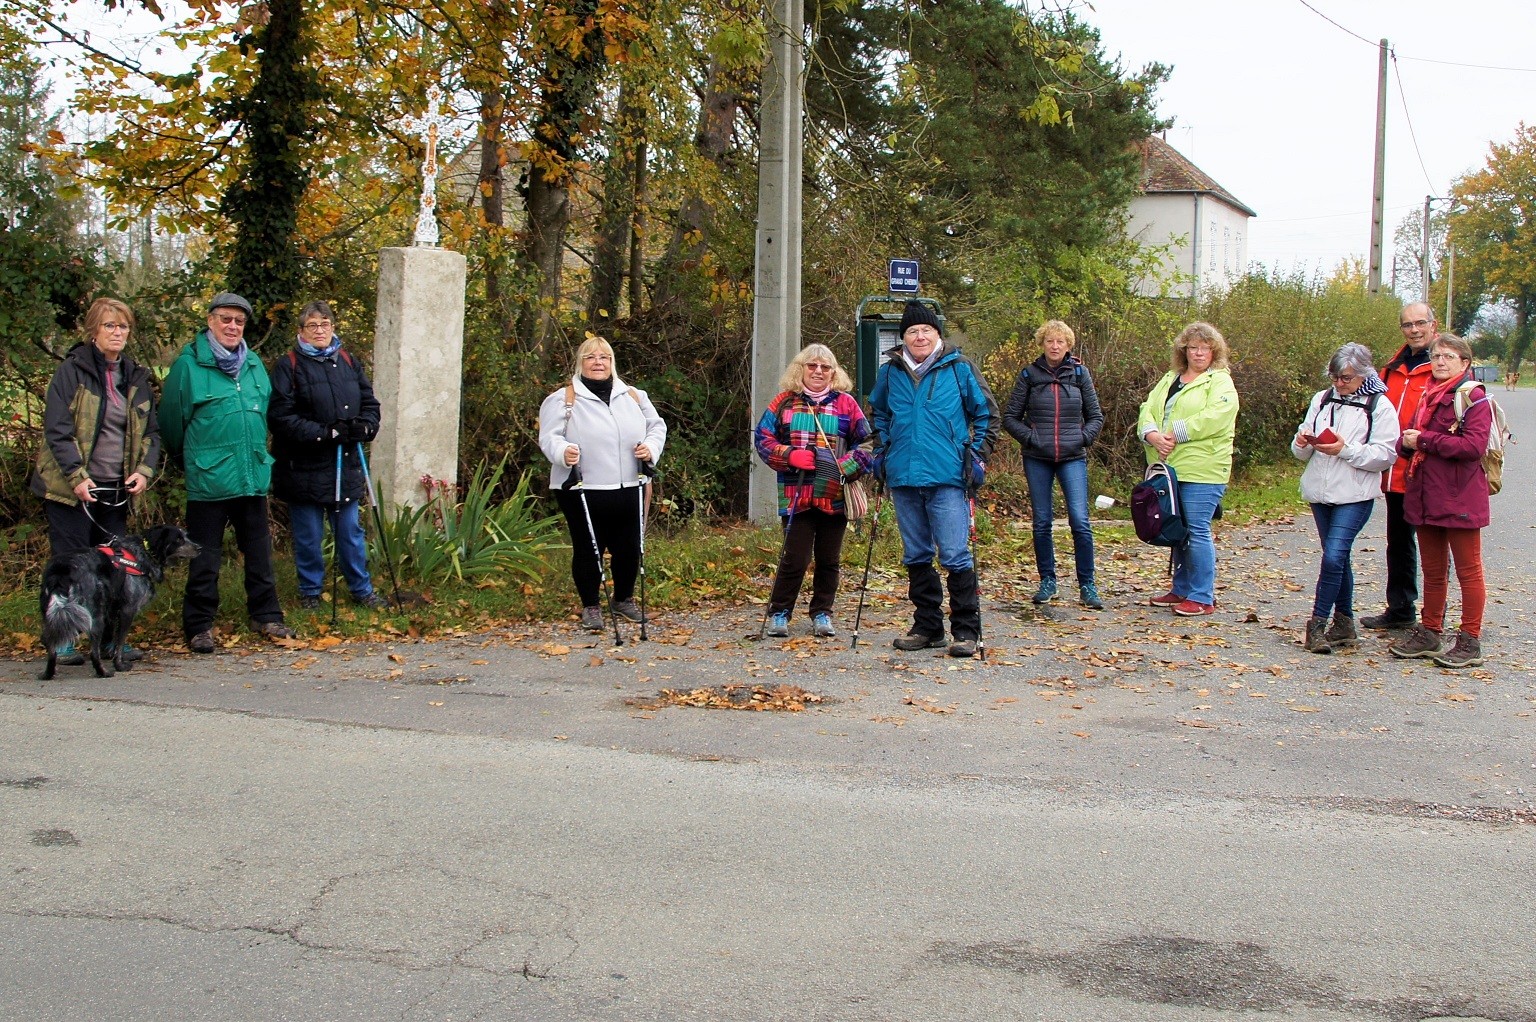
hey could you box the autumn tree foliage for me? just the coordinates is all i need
[11,0,1173,515]
[1452,123,1536,370]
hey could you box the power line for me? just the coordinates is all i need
[1294,0,1375,46]
[1398,54,1536,73]
[1294,0,1536,71]
[1390,53,1438,192]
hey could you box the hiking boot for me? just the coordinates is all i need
[1079,582,1104,610]
[612,599,647,623]
[1388,624,1442,659]
[812,613,836,637]
[252,620,296,641]
[298,594,321,610]
[1304,615,1332,655]
[1031,578,1058,604]
[1432,631,1483,669]
[1325,614,1358,647]
[948,637,977,658]
[766,611,789,638]
[1172,599,1216,617]
[1360,610,1416,630]
[580,606,605,632]
[102,644,144,663]
[1149,591,1183,608]
[893,631,946,651]
[188,630,216,655]
[56,643,85,667]
[353,592,391,611]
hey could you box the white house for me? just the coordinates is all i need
[1127,136,1256,299]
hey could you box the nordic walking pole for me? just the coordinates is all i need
[566,465,622,646]
[850,482,881,651]
[355,442,406,612]
[636,459,655,641]
[330,444,342,626]
[966,454,986,663]
[759,468,806,640]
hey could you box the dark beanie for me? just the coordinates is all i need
[898,300,940,337]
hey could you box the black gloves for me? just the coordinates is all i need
[329,419,378,443]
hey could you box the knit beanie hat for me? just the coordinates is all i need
[898,300,940,338]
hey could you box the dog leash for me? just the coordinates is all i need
[81,484,130,545]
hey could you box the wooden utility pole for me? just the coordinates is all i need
[1421,194,1434,303]
[748,0,805,522]
[1367,39,1388,294]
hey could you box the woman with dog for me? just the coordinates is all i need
[1290,343,1400,654]
[32,296,162,664]
[1137,321,1240,617]
[538,336,667,633]
[268,300,387,612]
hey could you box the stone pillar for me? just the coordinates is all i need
[372,246,467,510]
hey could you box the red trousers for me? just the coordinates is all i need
[1414,525,1485,638]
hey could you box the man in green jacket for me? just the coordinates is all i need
[161,293,295,653]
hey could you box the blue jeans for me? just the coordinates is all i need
[890,485,973,571]
[1171,482,1225,605]
[290,500,376,599]
[1309,500,1374,619]
[1022,457,1094,584]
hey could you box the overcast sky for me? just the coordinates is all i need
[1077,0,1536,279]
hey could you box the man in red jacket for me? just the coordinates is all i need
[1361,302,1438,629]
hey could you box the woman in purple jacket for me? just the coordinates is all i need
[1388,333,1490,668]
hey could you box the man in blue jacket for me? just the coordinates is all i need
[870,301,999,657]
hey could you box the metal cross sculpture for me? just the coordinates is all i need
[397,86,464,247]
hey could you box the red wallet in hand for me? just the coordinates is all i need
[1314,427,1340,445]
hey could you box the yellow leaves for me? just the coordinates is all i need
[633,684,825,713]
[538,643,572,657]
[1288,705,1321,713]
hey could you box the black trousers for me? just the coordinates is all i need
[183,496,284,638]
[45,485,129,558]
[555,487,642,607]
[768,508,847,617]
[1383,491,1419,617]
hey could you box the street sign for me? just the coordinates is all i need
[888,259,919,294]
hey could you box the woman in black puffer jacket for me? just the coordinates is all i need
[268,301,387,611]
[1002,320,1105,609]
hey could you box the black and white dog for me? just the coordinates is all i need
[38,525,200,680]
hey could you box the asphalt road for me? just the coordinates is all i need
[2,388,1534,1022]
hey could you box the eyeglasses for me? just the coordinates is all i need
[805,362,833,371]
[1429,352,1465,362]
[582,353,611,362]
[1400,318,1432,330]
[1331,374,1360,384]
[1185,345,1212,354]
[302,320,332,331]
[214,313,246,326]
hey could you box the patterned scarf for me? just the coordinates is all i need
[297,336,343,360]
[211,338,248,380]
[1406,371,1465,480]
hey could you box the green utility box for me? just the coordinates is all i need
[854,295,944,401]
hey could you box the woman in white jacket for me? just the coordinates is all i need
[1291,343,1400,653]
[538,336,667,632]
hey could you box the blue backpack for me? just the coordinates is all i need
[1131,462,1188,547]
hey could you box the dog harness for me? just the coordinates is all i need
[96,543,145,576]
